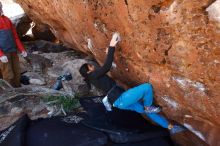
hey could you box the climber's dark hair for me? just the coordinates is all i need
[79,63,89,77]
[79,63,91,89]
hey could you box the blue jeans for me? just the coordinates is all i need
[113,83,169,128]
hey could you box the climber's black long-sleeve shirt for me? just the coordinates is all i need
[87,46,125,104]
[87,47,116,92]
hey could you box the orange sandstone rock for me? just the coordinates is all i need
[16,0,220,145]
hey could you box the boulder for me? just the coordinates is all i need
[10,14,32,38]
[61,59,103,96]
[0,95,48,130]
[23,72,46,85]
[27,54,53,74]
[19,56,31,74]
[16,0,220,145]
[32,22,56,42]
[0,79,13,94]
[24,40,70,53]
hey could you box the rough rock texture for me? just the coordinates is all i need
[16,0,220,145]
[0,95,49,130]
[0,43,88,131]
[32,22,57,41]
[10,14,32,38]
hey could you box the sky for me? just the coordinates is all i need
[1,0,24,18]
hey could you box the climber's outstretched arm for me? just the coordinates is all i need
[89,33,120,79]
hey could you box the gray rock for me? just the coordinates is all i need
[24,72,46,85]
[29,79,46,85]
[62,59,88,84]
[27,54,53,74]
[61,59,105,96]
[10,107,23,115]
[62,81,89,97]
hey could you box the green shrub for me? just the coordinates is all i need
[43,96,80,112]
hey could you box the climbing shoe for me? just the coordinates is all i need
[170,125,186,134]
[144,106,161,113]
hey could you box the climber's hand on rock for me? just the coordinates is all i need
[110,32,121,47]
[0,56,8,63]
[21,51,27,58]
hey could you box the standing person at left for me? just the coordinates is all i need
[0,1,27,87]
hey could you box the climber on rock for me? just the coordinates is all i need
[0,1,28,87]
[79,32,186,134]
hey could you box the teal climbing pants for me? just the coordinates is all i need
[113,83,169,128]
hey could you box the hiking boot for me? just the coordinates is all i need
[144,106,161,113]
[170,125,186,134]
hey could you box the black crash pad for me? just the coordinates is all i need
[0,115,29,146]
[111,137,174,146]
[26,114,108,146]
[80,96,174,145]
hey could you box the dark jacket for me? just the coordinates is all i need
[87,46,125,104]
[0,15,25,56]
